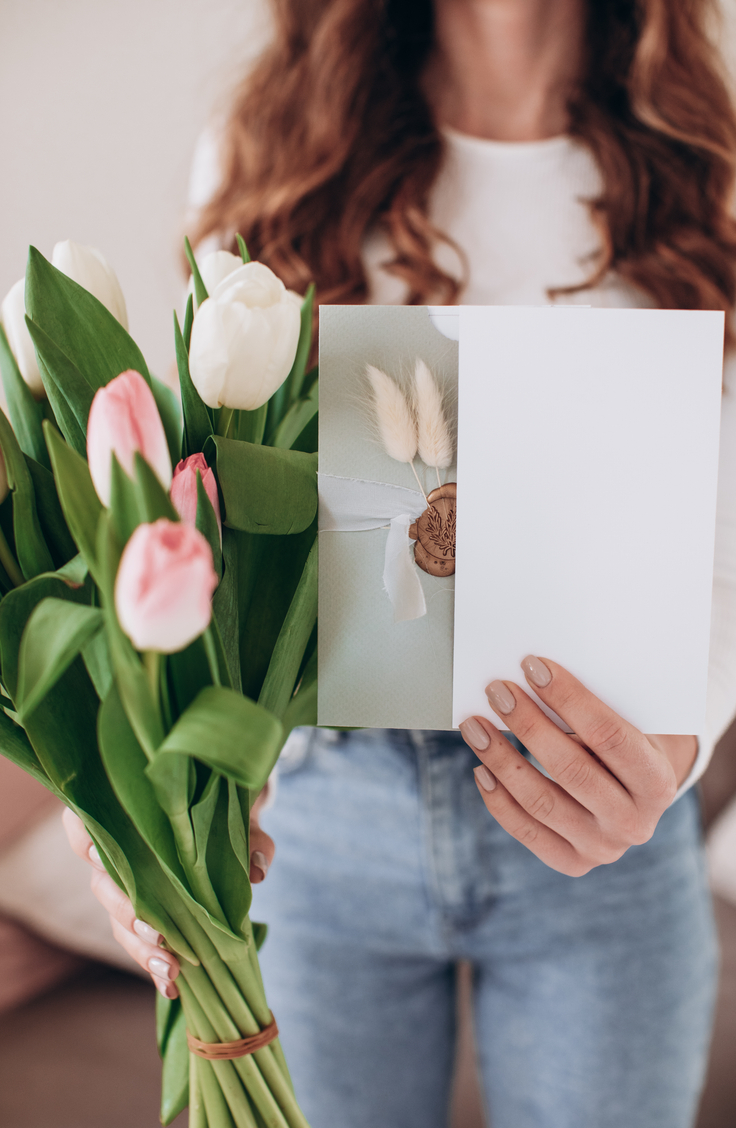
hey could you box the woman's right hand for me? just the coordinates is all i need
[61,792,275,998]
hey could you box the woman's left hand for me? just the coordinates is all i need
[459,656,698,877]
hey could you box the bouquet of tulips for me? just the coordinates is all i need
[0,238,318,1127]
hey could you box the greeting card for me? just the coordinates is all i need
[318,305,724,734]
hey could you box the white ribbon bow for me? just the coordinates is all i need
[318,473,427,621]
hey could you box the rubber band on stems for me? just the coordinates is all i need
[187,1014,279,1060]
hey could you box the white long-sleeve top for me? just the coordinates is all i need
[191,126,736,792]
[364,127,736,794]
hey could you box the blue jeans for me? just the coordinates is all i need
[252,728,718,1128]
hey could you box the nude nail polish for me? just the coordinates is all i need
[156,980,178,999]
[250,850,269,882]
[521,655,552,688]
[88,844,104,870]
[134,919,162,945]
[474,765,497,792]
[460,718,490,750]
[485,680,515,715]
[149,957,174,980]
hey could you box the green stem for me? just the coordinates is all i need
[217,407,234,438]
[144,650,161,705]
[0,527,24,587]
[190,1053,208,1128]
[179,977,259,1128]
[203,627,222,687]
[200,1057,240,1128]
[160,655,173,731]
[181,960,306,1128]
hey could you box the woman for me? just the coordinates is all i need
[65,1,736,1125]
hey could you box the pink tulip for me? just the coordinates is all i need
[115,518,218,653]
[87,370,172,506]
[170,453,222,543]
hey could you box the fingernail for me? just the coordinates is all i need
[474,765,497,792]
[460,718,490,750]
[521,655,552,688]
[149,957,174,980]
[485,680,515,715]
[250,850,268,883]
[88,844,104,870]
[134,919,162,945]
[156,980,178,999]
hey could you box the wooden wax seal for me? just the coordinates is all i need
[409,483,456,577]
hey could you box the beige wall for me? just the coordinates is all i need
[0,0,266,380]
[2,0,736,382]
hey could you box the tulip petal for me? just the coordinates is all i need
[115,519,217,653]
[52,241,128,330]
[87,370,172,506]
[0,279,44,397]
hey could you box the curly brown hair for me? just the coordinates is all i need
[193,0,736,340]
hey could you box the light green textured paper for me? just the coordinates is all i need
[318,306,458,729]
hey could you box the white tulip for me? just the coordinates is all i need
[194,250,243,299]
[52,240,128,329]
[1,241,128,402]
[1,279,44,397]
[188,261,302,411]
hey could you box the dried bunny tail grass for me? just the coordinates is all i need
[413,358,453,470]
[365,364,418,464]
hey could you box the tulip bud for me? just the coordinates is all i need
[189,250,242,301]
[1,279,44,397]
[188,261,301,411]
[1,241,128,402]
[115,518,218,653]
[52,241,128,329]
[171,453,222,542]
[87,370,172,506]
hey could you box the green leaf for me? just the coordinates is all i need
[17,598,103,721]
[282,645,318,735]
[0,323,48,468]
[265,284,314,437]
[151,375,182,467]
[182,293,194,352]
[25,456,77,567]
[0,707,54,792]
[25,316,94,451]
[82,626,113,700]
[209,436,317,535]
[289,283,315,403]
[236,521,316,701]
[195,472,222,578]
[159,1000,189,1125]
[153,686,283,793]
[0,408,54,579]
[98,684,186,882]
[258,538,318,720]
[0,574,90,701]
[204,776,252,934]
[56,553,88,586]
[211,528,240,691]
[236,234,250,263]
[270,379,318,451]
[109,452,178,546]
[175,309,212,458]
[44,422,102,579]
[25,247,151,390]
[184,238,208,307]
[252,921,268,950]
